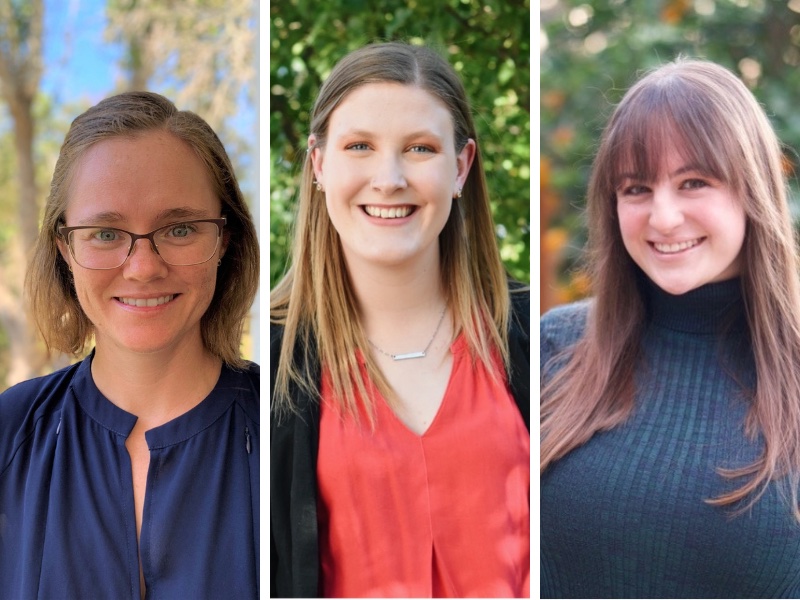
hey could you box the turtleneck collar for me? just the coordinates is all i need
[643,277,746,334]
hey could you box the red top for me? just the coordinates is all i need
[317,335,530,597]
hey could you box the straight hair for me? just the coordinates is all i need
[27,91,259,367]
[541,58,800,523]
[271,42,511,422]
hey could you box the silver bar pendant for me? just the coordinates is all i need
[392,351,426,361]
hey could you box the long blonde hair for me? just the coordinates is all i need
[541,58,800,522]
[26,92,259,367]
[271,42,511,421]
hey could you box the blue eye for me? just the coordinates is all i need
[346,143,369,151]
[94,229,119,242]
[169,224,196,238]
[409,145,434,153]
[681,178,708,190]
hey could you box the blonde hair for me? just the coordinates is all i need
[541,58,800,522]
[26,91,259,367]
[271,42,511,421]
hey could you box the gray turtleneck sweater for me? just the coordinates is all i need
[540,279,800,598]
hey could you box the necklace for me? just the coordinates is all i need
[368,306,447,361]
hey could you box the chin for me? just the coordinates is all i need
[650,278,701,296]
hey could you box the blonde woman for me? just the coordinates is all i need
[271,42,530,597]
[0,92,260,598]
[541,59,800,597]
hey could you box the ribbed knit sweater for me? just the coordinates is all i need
[540,279,800,599]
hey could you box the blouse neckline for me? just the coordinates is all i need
[69,353,241,448]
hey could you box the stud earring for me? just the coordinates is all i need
[313,179,323,192]
[454,188,462,199]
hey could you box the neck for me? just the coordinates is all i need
[91,335,222,428]
[346,250,446,318]
[344,250,451,354]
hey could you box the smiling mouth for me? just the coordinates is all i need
[363,205,415,219]
[652,238,703,254]
[116,294,177,307]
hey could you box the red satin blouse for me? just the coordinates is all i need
[317,335,530,597]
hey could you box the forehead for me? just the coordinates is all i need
[65,130,220,223]
[327,82,454,138]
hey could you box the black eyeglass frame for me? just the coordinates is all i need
[58,217,227,270]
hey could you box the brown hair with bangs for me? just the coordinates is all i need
[270,42,512,422]
[26,91,259,368]
[541,58,800,522]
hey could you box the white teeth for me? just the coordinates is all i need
[364,205,412,219]
[118,295,174,307]
[653,239,701,254]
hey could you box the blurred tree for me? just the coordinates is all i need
[106,0,255,132]
[540,0,800,314]
[0,0,50,387]
[0,0,257,390]
[270,0,531,288]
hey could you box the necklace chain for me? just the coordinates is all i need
[368,306,447,361]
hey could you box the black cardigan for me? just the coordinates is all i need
[270,287,530,598]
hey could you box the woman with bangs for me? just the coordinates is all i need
[270,42,530,598]
[541,59,800,598]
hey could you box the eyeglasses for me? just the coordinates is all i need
[58,218,226,270]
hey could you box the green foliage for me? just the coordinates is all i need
[270,0,531,287]
[541,0,800,296]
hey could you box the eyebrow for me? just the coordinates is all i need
[76,211,124,225]
[155,207,213,221]
[337,128,445,142]
[75,206,212,226]
[617,164,703,182]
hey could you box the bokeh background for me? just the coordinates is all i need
[269,0,531,289]
[0,0,257,392]
[541,0,800,314]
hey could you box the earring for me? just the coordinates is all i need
[313,179,323,192]
[454,188,462,199]
[217,259,222,267]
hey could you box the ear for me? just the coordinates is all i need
[220,230,230,258]
[455,138,476,193]
[308,134,325,185]
[56,237,72,267]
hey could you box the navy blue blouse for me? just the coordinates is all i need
[0,354,259,599]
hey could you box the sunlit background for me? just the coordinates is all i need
[0,0,257,391]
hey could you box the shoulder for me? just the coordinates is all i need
[541,299,591,342]
[540,299,592,372]
[225,361,259,422]
[270,322,284,364]
[508,281,530,333]
[0,361,83,474]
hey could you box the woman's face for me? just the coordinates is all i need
[309,82,474,272]
[58,130,224,357]
[616,148,747,295]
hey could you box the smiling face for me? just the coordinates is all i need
[309,82,474,272]
[616,147,747,295]
[59,130,224,357]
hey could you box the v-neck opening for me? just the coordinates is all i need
[381,334,467,438]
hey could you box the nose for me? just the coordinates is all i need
[370,153,407,195]
[649,186,684,233]
[123,238,168,280]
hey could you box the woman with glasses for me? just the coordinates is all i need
[0,92,260,598]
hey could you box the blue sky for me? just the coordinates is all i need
[42,0,122,106]
[37,0,259,207]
